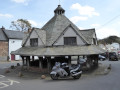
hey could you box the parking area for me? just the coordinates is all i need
[0,60,120,90]
[0,74,20,89]
[0,60,111,80]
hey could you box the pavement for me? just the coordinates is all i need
[1,60,120,90]
[0,60,22,69]
[0,60,111,80]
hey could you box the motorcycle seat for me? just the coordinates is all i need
[70,65,80,73]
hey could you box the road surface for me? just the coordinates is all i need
[0,60,120,90]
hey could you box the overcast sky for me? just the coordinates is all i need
[0,0,120,39]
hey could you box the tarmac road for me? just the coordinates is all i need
[0,61,22,69]
[0,60,120,90]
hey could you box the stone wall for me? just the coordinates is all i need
[0,41,8,61]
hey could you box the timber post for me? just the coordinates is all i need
[94,55,99,66]
[77,56,80,64]
[26,56,30,68]
[68,56,71,66]
[32,56,34,61]
[21,56,25,66]
[47,57,51,72]
[39,57,42,69]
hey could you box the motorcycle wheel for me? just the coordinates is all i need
[50,74,58,80]
[73,74,81,79]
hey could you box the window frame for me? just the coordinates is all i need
[64,37,77,45]
[30,38,38,47]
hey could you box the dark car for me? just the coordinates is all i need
[109,52,118,61]
[99,55,106,61]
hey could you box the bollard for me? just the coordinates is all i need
[41,75,46,79]
[107,64,111,69]
[5,69,10,73]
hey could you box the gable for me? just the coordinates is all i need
[35,29,46,45]
[80,29,98,45]
[54,26,86,46]
[24,30,44,46]
[0,29,8,41]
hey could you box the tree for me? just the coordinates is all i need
[98,35,120,44]
[10,19,31,32]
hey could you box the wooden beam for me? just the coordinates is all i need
[77,56,79,64]
[47,57,51,72]
[32,56,34,61]
[26,56,30,67]
[68,56,71,66]
[39,57,42,69]
[21,56,25,66]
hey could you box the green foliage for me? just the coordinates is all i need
[98,36,120,44]
[10,19,31,32]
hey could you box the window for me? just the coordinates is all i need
[30,38,38,46]
[64,37,77,45]
[11,41,15,43]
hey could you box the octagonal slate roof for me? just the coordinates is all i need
[42,15,89,46]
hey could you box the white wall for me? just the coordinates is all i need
[111,43,120,50]
[9,39,22,60]
[54,27,85,46]
[25,30,44,46]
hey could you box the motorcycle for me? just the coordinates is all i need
[50,62,82,80]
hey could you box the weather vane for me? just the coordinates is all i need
[59,0,60,5]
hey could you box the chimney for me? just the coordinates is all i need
[28,28,32,33]
[1,26,5,30]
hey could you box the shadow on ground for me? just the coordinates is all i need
[1,62,111,81]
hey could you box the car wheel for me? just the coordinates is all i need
[109,58,111,61]
[116,58,118,61]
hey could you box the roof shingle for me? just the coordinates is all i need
[42,15,89,46]
[80,29,96,44]
[11,45,105,56]
[4,30,24,39]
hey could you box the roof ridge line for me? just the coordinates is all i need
[63,15,90,44]
[43,15,58,46]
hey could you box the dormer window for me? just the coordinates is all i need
[64,37,77,45]
[30,38,38,47]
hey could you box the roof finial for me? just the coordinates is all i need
[54,4,65,15]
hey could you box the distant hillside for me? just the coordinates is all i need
[98,36,120,44]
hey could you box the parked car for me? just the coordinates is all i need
[79,58,92,70]
[79,58,87,66]
[109,52,118,61]
[99,55,106,61]
[71,58,89,70]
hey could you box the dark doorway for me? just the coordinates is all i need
[30,60,39,67]
[42,58,48,68]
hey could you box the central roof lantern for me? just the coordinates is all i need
[54,5,65,15]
